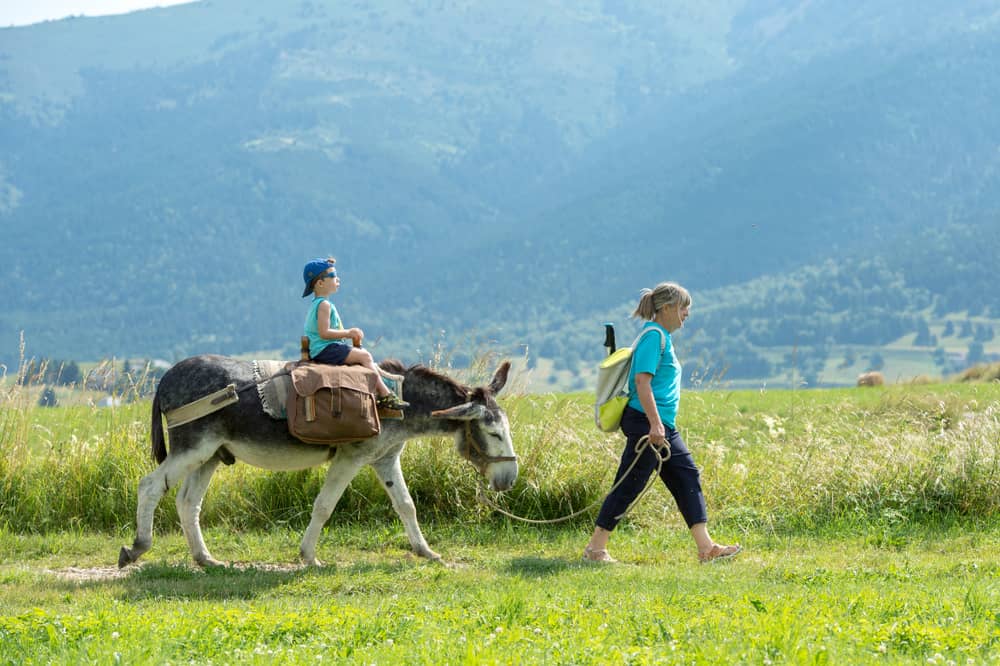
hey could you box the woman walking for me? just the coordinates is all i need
[582,282,741,564]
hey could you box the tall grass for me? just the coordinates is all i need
[2,351,999,535]
[684,387,1000,532]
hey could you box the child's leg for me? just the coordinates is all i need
[312,343,352,366]
[344,348,409,409]
[344,348,391,396]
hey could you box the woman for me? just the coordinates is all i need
[582,282,741,563]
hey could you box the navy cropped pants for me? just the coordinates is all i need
[595,406,709,531]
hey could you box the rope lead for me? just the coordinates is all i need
[476,434,670,524]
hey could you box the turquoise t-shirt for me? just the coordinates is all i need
[626,322,682,428]
[304,296,347,358]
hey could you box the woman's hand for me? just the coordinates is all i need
[634,372,666,445]
[647,421,667,446]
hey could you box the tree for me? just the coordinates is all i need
[41,359,81,386]
[914,320,936,347]
[967,341,985,365]
[58,361,82,386]
[38,386,58,407]
[933,347,946,367]
[837,349,857,369]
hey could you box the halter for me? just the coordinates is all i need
[463,421,517,467]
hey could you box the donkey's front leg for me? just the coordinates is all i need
[372,454,441,562]
[299,454,364,566]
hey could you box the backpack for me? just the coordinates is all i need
[594,327,666,432]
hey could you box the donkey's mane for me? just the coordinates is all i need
[379,359,470,400]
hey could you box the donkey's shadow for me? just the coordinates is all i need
[48,554,574,600]
[502,555,573,578]
[50,559,417,601]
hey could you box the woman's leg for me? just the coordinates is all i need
[657,428,740,561]
[584,408,659,560]
[657,428,708,528]
[583,526,613,560]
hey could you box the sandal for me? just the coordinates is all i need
[377,394,410,410]
[582,546,617,563]
[698,543,742,564]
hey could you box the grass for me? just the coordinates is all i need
[3,380,1000,532]
[1,524,999,664]
[2,367,1000,662]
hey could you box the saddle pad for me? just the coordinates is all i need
[254,360,404,422]
[254,360,294,420]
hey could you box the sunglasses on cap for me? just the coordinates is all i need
[320,270,338,279]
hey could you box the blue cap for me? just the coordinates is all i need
[302,258,335,297]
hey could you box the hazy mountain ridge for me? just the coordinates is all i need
[1,1,997,384]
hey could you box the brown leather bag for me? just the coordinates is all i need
[286,364,381,444]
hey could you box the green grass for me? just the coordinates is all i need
[2,379,1000,662]
[1,525,999,664]
[3,382,1000,531]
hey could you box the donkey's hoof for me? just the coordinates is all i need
[118,546,137,569]
[197,557,226,568]
[416,547,442,562]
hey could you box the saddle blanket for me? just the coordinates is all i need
[253,360,294,420]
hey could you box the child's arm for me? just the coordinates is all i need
[316,300,363,345]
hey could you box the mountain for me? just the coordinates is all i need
[2,0,998,387]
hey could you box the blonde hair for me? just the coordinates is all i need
[632,282,692,321]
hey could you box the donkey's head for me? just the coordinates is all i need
[430,361,518,491]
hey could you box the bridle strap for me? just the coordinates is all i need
[464,421,517,464]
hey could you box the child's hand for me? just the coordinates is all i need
[349,328,364,347]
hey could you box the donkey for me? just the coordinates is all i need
[119,355,518,568]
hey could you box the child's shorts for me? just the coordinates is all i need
[313,342,351,365]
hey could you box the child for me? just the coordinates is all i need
[302,257,409,410]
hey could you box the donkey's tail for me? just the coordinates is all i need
[151,388,168,464]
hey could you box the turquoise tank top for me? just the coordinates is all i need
[304,296,346,358]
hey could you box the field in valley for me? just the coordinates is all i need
[2,375,999,663]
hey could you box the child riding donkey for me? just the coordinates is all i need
[301,257,408,411]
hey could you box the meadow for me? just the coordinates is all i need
[2,372,999,664]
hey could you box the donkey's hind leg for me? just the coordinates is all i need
[119,443,219,568]
[176,458,222,567]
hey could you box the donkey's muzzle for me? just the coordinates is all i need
[488,462,518,492]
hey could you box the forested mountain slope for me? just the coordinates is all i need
[1,0,997,386]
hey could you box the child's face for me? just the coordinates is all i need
[316,269,340,295]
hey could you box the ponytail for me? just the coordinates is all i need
[632,282,691,321]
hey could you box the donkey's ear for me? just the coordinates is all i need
[431,402,487,421]
[489,361,511,394]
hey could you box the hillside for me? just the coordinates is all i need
[1,0,998,387]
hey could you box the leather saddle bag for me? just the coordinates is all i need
[287,364,381,444]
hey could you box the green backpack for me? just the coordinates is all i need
[593,326,666,432]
